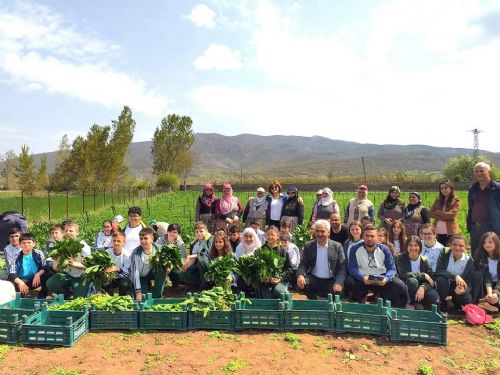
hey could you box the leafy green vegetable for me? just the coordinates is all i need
[0,258,5,270]
[182,287,249,317]
[150,243,182,272]
[234,255,259,286]
[145,303,184,312]
[292,224,312,250]
[81,250,115,291]
[49,294,135,312]
[485,319,500,335]
[417,364,435,375]
[48,238,84,272]
[234,246,285,287]
[205,255,235,289]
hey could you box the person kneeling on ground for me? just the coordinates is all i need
[9,233,49,298]
[435,235,474,312]
[169,221,213,291]
[397,236,439,310]
[345,224,406,307]
[297,219,346,300]
[131,227,167,301]
[104,231,132,296]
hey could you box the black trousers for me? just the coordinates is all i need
[14,273,50,298]
[405,277,439,310]
[436,234,452,247]
[345,276,406,307]
[469,222,494,259]
[104,277,132,296]
[303,274,341,300]
[435,276,472,309]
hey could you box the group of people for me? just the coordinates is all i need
[1,162,499,315]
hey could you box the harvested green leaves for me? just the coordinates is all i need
[48,238,84,272]
[81,250,115,290]
[183,287,245,317]
[150,243,182,272]
[48,294,135,312]
[205,255,235,289]
[234,246,284,286]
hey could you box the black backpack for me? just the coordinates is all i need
[0,211,28,249]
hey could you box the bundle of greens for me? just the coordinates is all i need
[81,250,115,291]
[0,257,5,270]
[48,294,136,312]
[48,238,84,272]
[145,303,184,312]
[150,243,182,272]
[204,255,236,289]
[234,254,258,286]
[254,246,285,283]
[292,224,312,250]
[182,287,249,317]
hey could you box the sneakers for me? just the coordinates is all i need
[478,301,499,313]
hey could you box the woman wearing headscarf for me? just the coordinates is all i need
[235,227,262,258]
[344,185,375,226]
[242,187,269,228]
[311,187,339,223]
[214,183,243,231]
[280,186,304,232]
[378,186,406,230]
[195,183,217,234]
[403,192,430,236]
[429,179,461,246]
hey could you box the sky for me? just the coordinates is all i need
[1,0,500,155]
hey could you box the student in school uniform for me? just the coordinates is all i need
[104,231,132,296]
[472,232,499,312]
[419,224,445,273]
[4,228,21,275]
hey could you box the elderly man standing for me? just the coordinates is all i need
[346,224,406,307]
[467,162,500,255]
[297,219,346,300]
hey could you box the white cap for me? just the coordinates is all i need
[113,215,124,223]
[316,189,323,195]
[256,187,265,193]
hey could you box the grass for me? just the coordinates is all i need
[273,332,302,350]
[219,359,247,374]
[45,369,84,375]
[0,344,10,363]
[417,364,435,375]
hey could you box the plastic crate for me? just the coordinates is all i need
[334,295,389,335]
[234,295,285,331]
[20,306,89,347]
[187,292,235,331]
[0,293,63,343]
[138,294,188,331]
[89,303,139,331]
[284,294,335,331]
[388,304,447,345]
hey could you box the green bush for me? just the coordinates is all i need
[156,172,180,191]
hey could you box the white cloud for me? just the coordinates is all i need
[194,44,241,70]
[0,1,168,117]
[184,4,216,29]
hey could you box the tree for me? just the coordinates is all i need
[151,114,195,175]
[443,155,495,181]
[37,154,48,190]
[156,172,180,191]
[0,150,17,189]
[15,145,36,195]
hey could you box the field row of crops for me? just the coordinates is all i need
[21,190,469,249]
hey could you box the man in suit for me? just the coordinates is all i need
[296,219,346,299]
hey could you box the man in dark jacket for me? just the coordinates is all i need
[297,219,346,299]
[467,162,500,254]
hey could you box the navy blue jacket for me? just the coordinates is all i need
[8,249,45,282]
[467,180,500,234]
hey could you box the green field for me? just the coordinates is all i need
[17,190,469,250]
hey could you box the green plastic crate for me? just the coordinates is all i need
[388,304,447,345]
[234,296,285,331]
[187,292,235,331]
[89,303,139,331]
[138,294,188,331]
[334,295,389,335]
[0,293,63,343]
[284,294,335,331]
[20,306,89,347]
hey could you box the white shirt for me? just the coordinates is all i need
[393,240,401,254]
[446,252,470,276]
[123,225,143,257]
[410,257,421,273]
[270,198,284,221]
[488,258,498,282]
[421,240,444,273]
[312,243,333,279]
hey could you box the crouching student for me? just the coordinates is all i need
[156,223,186,258]
[472,232,499,312]
[47,221,92,298]
[397,236,439,310]
[8,233,49,298]
[4,228,21,275]
[169,221,213,291]
[345,225,406,307]
[435,235,474,311]
[105,231,132,296]
[131,227,166,301]
[254,226,295,299]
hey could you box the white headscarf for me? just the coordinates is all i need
[320,187,334,206]
[235,227,262,258]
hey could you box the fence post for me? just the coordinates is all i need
[66,191,69,218]
[82,190,85,215]
[93,189,96,211]
[103,189,106,207]
[47,190,51,221]
[21,190,24,215]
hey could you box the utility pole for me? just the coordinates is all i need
[469,129,483,163]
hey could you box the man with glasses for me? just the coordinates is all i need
[123,206,146,257]
[419,224,445,273]
[242,187,269,228]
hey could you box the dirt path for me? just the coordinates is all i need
[2,323,499,375]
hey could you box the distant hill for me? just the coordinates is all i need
[31,133,500,181]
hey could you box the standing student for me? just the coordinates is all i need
[123,206,147,257]
[8,233,48,298]
[429,180,461,246]
[130,227,166,301]
[105,231,132,296]
[435,235,474,311]
[419,224,445,273]
[46,221,92,298]
[472,232,499,312]
[95,220,113,249]
[4,228,21,275]
[397,236,439,310]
